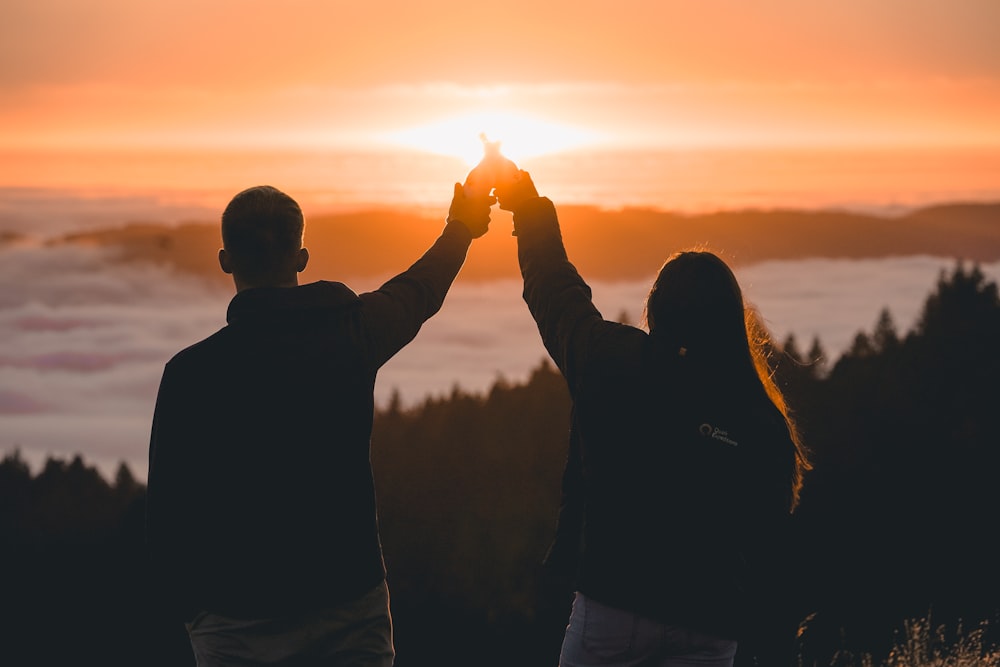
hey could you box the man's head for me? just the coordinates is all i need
[219,185,309,291]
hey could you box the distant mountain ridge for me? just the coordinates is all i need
[19,201,1000,282]
[554,201,1000,280]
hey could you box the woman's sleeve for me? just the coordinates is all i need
[514,197,610,389]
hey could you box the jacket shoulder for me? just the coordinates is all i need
[164,326,230,368]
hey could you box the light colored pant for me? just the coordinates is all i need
[186,581,394,667]
[559,592,737,667]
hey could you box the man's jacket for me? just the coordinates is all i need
[146,221,472,621]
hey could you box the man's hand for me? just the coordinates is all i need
[495,169,539,213]
[463,139,520,199]
[447,182,496,238]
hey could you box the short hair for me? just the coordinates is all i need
[221,185,304,284]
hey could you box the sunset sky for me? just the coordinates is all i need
[3,0,1000,162]
[2,0,1000,480]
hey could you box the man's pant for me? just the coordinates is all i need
[185,581,394,667]
[559,592,738,667]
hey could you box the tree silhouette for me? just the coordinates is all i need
[789,261,1000,663]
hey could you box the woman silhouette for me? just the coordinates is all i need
[495,166,810,667]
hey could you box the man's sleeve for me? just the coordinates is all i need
[146,363,177,561]
[145,361,200,622]
[360,220,473,369]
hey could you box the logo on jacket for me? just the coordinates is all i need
[699,423,739,447]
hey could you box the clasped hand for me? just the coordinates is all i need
[447,143,539,238]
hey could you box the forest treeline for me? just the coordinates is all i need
[2,261,999,666]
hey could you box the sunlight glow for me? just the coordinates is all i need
[382,111,604,166]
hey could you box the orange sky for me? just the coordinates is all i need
[2,0,1000,155]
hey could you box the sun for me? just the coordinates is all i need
[381,111,604,166]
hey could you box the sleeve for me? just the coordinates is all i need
[541,420,584,591]
[513,197,611,389]
[145,360,200,621]
[736,426,803,666]
[146,363,176,560]
[360,220,473,368]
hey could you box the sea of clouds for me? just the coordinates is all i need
[3,238,998,481]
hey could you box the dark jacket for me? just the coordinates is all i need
[514,198,798,660]
[146,221,472,621]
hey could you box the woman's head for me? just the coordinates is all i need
[643,251,749,364]
[644,250,810,510]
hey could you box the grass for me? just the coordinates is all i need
[802,615,1000,667]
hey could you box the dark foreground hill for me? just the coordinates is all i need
[22,201,1000,283]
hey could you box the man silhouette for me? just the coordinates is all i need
[146,181,494,666]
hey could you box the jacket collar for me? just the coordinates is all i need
[226,280,361,325]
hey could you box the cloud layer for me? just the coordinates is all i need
[3,238,997,481]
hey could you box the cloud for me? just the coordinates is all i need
[738,257,1000,354]
[0,187,218,236]
[0,347,170,373]
[12,314,103,332]
[0,241,228,439]
[0,390,47,415]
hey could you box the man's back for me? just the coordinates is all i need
[148,213,484,623]
[148,280,390,621]
[145,181,494,666]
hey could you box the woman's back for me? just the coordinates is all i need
[570,328,795,636]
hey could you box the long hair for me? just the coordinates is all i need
[643,250,810,511]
